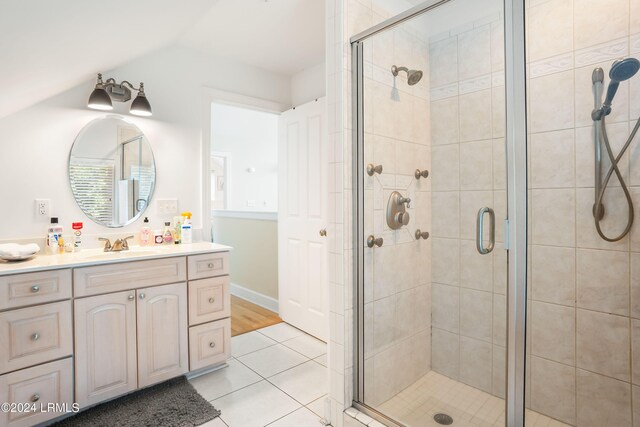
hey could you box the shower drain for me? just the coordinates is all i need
[433,413,454,425]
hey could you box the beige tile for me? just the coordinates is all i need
[577,248,629,315]
[372,134,397,174]
[432,237,460,286]
[529,71,575,133]
[460,336,492,393]
[491,86,506,139]
[412,97,430,145]
[431,145,459,191]
[460,140,493,190]
[431,191,459,238]
[576,122,630,189]
[395,289,416,341]
[531,245,576,306]
[430,37,458,87]
[633,319,640,385]
[493,138,506,189]
[527,0,573,61]
[460,239,493,292]
[372,296,395,353]
[577,369,632,427]
[459,191,493,240]
[430,97,459,145]
[631,188,640,252]
[432,328,460,380]
[492,346,506,398]
[574,0,629,50]
[373,245,396,300]
[531,301,575,365]
[531,189,576,246]
[577,309,630,381]
[530,130,575,188]
[490,20,505,71]
[459,288,492,342]
[530,356,576,425]
[493,247,508,295]
[458,26,491,80]
[633,0,640,34]
[459,90,492,142]
[493,190,507,242]
[632,253,640,318]
[432,283,459,333]
[493,294,506,347]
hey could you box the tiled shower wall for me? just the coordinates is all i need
[427,14,509,399]
[361,24,432,407]
[524,0,640,425]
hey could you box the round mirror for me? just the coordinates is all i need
[69,116,156,227]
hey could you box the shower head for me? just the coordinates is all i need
[602,57,640,112]
[391,65,423,86]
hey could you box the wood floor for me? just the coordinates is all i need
[230,295,282,336]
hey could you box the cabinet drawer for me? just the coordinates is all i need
[187,252,229,280]
[0,270,72,311]
[0,358,74,427]
[188,318,230,371]
[74,256,187,297]
[188,277,230,325]
[0,301,73,374]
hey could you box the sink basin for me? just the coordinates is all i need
[73,247,167,261]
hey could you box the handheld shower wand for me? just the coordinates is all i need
[591,58,640,242]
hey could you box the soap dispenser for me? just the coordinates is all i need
[139,217,152,246]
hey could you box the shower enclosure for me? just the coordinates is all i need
[351,0,640,426]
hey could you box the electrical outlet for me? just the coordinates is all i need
[157,199,178,215]
[35,199,50,217]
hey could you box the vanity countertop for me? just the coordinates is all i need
[0,242,232,276]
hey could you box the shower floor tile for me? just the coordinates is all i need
[377,371,570,426]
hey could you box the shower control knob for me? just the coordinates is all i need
[366,164,383,176]
[414,169,429,179]
[395,212,410,226]
[366,235,383,248]
[415,229,429,240]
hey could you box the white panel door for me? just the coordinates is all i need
[278,98,328,341]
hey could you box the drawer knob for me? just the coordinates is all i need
[208,297,215,304]
[31,285,40,293]
[32,333,40,341]
[128,295,135,301]
[139,293,146,300]
[207,263,214,268]
[209,342,216,348]
[31,394,40,402]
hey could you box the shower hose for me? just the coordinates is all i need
[594,115,640,241]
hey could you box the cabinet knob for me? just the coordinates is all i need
[31,285,40,293]
[209,342,216,348]
[128,295,135,301]
[32,333,40,341]
[207,263,214,268]
[208,297,215,304]
[139,293,146,300]
[31,394,40,402]
[319,228,327,237]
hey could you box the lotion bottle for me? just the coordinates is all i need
[180,212,193,244]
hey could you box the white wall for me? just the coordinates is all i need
[0,44,291,245]
[211,103,279,212]
[291,62,326,107]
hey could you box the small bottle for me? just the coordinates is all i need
[57,235,65,254]
[154,230,164,245]
[172,216,182,244]
[180,212,193,244]
[72,222,83,252]
[47,218,63,254]
[162,222,173,244]
[139,217,152,246]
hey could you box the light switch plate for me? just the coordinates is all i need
[157,199,178,215]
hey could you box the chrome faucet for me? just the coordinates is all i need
[98,236,134,252]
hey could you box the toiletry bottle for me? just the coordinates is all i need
[162,222,173,244]
[47,217,62,254]
[57,235,65,254]
[172,216,182,244]
[72,222,83,251]
[180,212,193,244]
[154,229,164,245]
[139,217,152,246]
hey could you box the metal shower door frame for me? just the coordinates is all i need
[350,1,529,426]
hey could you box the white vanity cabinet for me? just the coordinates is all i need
[0,243,231,425]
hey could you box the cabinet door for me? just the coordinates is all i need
[137,283,188,387]
[74,291,137,406]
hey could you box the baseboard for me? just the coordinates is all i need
[230,282,279,313]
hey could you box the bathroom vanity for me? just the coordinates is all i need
[0,242,231,426]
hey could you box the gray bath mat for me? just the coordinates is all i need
[52,376,220,427]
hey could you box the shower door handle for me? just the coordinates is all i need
[476,207,495,255]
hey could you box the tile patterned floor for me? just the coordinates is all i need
[376,371,571,427]
[191,323,330,427]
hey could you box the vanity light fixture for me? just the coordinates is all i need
[87,73,153,117]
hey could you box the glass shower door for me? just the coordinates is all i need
[353,0,510,425]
